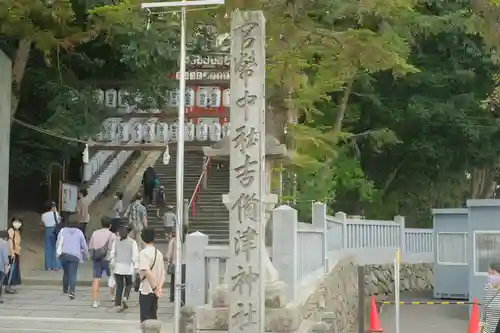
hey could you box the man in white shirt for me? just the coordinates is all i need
[138,228,165,323]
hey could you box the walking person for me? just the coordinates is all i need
[4,218,23,293]
[0,230,9,304]
[76,189,90,238]
[110,226,139,311]
[128,194,147,250]
[42,201,62,271]
[142,165,157,206]
[165,225,187,305]
[113,192,124,218]
[88,217,115,308]
[56,225,88,299]
[481,262,500,333]
[138,228,165,323]
[164,205,177,243]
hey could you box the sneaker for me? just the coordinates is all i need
[62,291,69,296]
[0,299,3,304]
[69,293,75,300]
[92,301,100,308]
[5,288,16,294]
[122,298,128,310]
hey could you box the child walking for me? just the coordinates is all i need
[164,205,177,242]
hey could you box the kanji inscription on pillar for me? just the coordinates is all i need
[227,10,266,333]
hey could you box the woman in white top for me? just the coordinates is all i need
[41,201,62,271]
[109,226,139,310]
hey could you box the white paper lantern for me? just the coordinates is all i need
[168,89,179,107]
[95,90,104,104]
[196,122,208,141]
[185,121,195,141]
[119,122,130,142]
[185,88,195,107]
[131,122,143,142]
[209,121,222,141]
[196,87,209,108]
[157,122,170,144]
[143,121,156,142]
[103,119,117,142]
[118,90,129,108]
[170,122,178,142]
[222,122,230,138]
[222,89,230,107]
[105,89,118,108]
[208,87,221,108]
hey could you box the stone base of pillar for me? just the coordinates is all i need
[193,303,316,333]
[211,279,288,309]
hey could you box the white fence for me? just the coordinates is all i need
[184,202,434,307]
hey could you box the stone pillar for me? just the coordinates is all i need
[395,215,405,254]
[272,205,298,301]
[185,231,209,307]
[312,202,328,272]
[0,51,11,231]
[223,11,266,333]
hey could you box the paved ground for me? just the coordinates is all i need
[0,285,174,332]
[380,292,468,332]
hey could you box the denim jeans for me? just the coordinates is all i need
[60,253,79,294]
[44,227,61,270]
[114,274,133,306]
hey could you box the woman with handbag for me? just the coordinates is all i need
[481,262,500,333]
[41,201,62,271]
[165,226,187,304]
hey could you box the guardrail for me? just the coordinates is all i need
[188,156,211,218]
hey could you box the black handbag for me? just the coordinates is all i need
[167,263,175,275]
[134,248,157,292]
[53,212,63,236]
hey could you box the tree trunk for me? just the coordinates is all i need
[11,38,32,116]
[333,77,354,132]
[470,167,497,198]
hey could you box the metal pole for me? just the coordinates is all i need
[395,248,401,333]
[174,4,187,333]
[357,265,366,333]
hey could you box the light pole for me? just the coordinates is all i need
[139,1,225,333]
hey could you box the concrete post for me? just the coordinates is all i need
[312,202,328,272]
[395,215,406,254]
[335,212,348,249]
[272,205,298,301]
[0,51,11,231]
[185,231,209,306]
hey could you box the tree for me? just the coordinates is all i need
[0,0,181,177]
[337,0,500,225]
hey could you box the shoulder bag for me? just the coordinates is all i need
[134,248,158,292]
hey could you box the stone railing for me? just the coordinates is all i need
[86,151,134,203]
[184,202,435,309]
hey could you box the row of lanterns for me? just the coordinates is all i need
[97,119,231,143]
[95,87,230,109]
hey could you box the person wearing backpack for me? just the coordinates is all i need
[128,194,148,250]
[88,218,116,308]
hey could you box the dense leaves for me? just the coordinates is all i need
[3,0,500,226]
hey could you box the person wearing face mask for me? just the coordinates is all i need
[4,218,22,293]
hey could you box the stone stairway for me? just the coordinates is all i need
[189,163,229,245]
[144,146,205,242]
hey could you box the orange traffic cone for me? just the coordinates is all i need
[468,298,480,333]
[367,295,384,332]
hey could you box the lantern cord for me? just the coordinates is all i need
[12,118,88,144]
